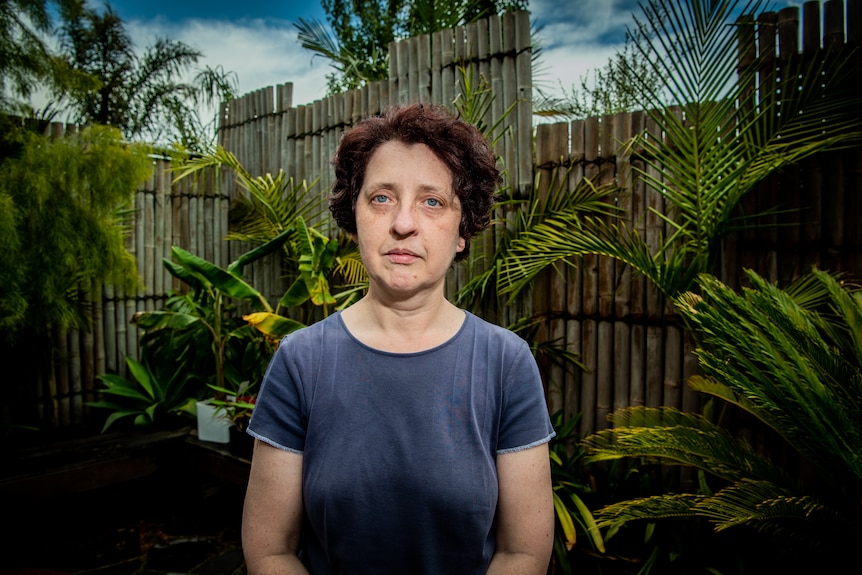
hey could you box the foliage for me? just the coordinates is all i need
[208,380,257,431]
[242,215,364,339]
[174,146,365,329]
[295,0,525,94]
[547,411,604,575]
[499,0,862,301]
[132,245,278,397]
[56,3,237,150]
[0,124,150,341]
[0,0,94,113]
[87,355,197,432]
[583,268,862,570]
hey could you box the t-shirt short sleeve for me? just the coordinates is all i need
[247,330,315,453]
[495,332,555,453]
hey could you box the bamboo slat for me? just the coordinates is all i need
[514,11,532,198]
[597,115,616,320]
[536,122,570,416]
[114,285,127,377]
[804,1,822,52]
[581,117,600,319]
[778,6,800,56]
[579,318,598,437]
[612,321,631,412]
[68,327,82,423]
[664,325,682,409]
[143,188,155,311]
[103,285,117,374]
[645,325,664,409]
[596,320,615,431]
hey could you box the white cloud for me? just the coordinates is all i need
[125,17,330,106]
[530,0,637,99]
[534,43,621,98]
[530,0,638,47]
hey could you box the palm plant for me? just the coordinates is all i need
[57,3,236,150]
[499,0,862,301]
[0,0,96,113]
[583,268,862,569]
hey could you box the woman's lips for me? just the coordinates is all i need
[386,249,419,263]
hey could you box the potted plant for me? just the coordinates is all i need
[209,380,257,457]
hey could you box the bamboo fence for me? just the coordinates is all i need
[26,2,862,436]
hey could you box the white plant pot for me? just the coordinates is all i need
[196,400,232,443]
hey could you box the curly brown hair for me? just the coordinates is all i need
[329,103,500,261]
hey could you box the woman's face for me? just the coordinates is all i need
[353,140,465,300]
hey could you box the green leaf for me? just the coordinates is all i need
[280,279,311,308]
[553,490,577,551]
[132,310,200,331]
[227,226,294,276]
[568,492,605,553]
[171,246,268,308]
[244,312,306,339]
[124,356,156,400]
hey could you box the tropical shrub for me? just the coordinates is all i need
[131,245,280,402]
[583,268,862,571]
[173,146,366,331]
[0,125,149,340]
[547,411,604,575]
[87,355,197,432]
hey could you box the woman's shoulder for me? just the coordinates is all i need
[277,313,345,350]
[463,311,530,350]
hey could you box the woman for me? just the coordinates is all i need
[242,103,555,574]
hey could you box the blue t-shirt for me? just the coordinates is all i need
[247,310,554,575]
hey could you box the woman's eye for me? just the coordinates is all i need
[425,198,440,207]
[373,195,389,203]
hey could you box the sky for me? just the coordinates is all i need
[93,0,804,109]
[93,0,642,107]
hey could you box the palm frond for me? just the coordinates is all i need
[584,406,790,486]
[456,167,618,308]
[697,479,834,532]
[596,493,708,531]
[679,270,862,487]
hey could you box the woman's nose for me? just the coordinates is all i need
[391,203,417,236]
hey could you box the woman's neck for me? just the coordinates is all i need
[340,293,465,353]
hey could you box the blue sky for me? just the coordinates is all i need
[105,0,327,22]
[94,0,803,108]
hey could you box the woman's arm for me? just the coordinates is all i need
[242,440,308,575]
[486,442,555,575]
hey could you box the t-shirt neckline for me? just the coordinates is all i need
[334,309,472,357]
